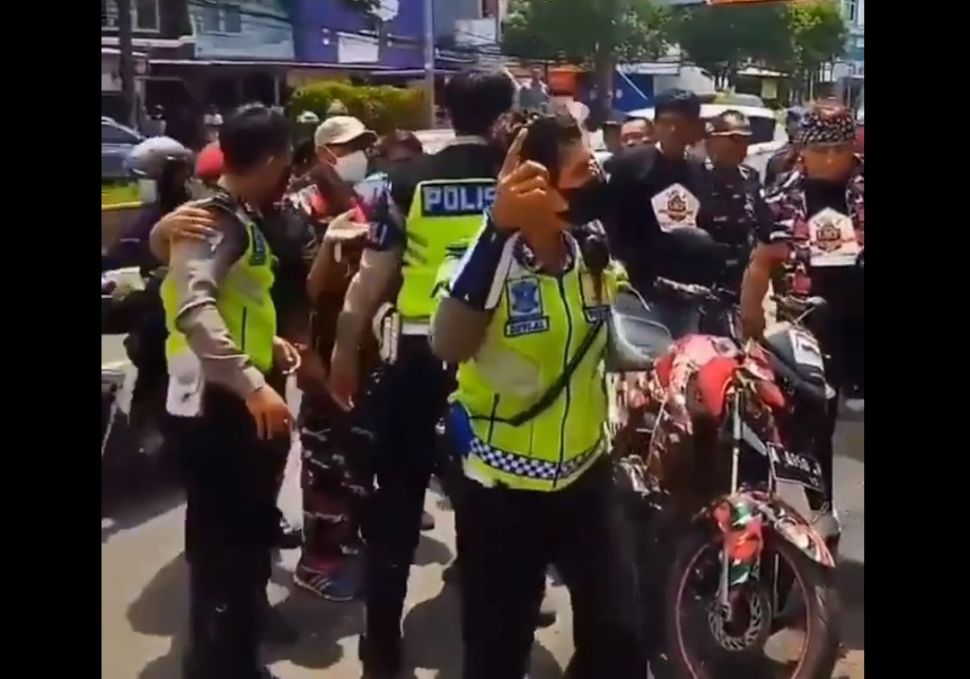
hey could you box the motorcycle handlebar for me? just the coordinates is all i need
[654,277,731,304]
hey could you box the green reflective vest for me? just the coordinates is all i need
[396,178,496,322]
[452,237,626,492]
[162,209,277,375]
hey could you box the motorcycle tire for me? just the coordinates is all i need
[664,527,839,679]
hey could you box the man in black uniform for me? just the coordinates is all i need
[602,88,707,337]
[327,68,516,675]
[163,105,296,679]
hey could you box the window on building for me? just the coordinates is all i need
[856,35,865,50]
[844,0,857,23]
[134,0,159,31]
[224,3,243,33]
[102,1,159,31]
[200,2,221,32]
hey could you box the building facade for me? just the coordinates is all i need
[189,0,295,60]
[101,0,195,123]
[841,0,864,76]
[292,0,426,69]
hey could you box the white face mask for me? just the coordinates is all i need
[333,150,369,183]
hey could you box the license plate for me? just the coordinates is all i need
[768,443,824,492]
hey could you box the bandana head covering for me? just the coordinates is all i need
[799,104,856,146]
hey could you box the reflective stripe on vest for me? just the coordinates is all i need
[451,237,626,492]
[162,213,277,374]
[396,178,496,322]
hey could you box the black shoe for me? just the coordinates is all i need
[358,633,403,678]
[261,604,299,646]
[420,509,436,532]
[276,517,303,550]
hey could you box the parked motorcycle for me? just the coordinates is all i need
[607,230,840,679]
[102,268,173,506]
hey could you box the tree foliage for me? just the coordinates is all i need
[671,2,792,81]
[787,0,847,74]
[502,0,670,118]
[671,0,846,85]
[502,0,669,65]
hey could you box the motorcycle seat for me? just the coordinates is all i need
[606,287,673,372]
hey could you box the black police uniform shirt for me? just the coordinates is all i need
[601,145,705,293]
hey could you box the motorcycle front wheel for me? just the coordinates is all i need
[664,527,839,679]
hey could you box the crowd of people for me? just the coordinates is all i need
[102,67,863,679]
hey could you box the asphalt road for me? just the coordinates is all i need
[101,335,863,679]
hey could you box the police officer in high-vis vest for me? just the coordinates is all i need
[161,104,296,679]
[431,115,647,679]
[326,68,515,674]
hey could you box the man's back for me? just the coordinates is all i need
[389,143,502,214]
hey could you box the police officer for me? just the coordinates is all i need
[162,104,296,679]
[326,68,515,674]
[431,115,646,679]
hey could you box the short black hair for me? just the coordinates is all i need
[519,113,582,185]
[444,68,515,137]
[219,103,291,174]
[654,89,701,121]
[622,116,652,128]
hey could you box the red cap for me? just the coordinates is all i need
[195,142,224,181]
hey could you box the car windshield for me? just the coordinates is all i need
[102,121,140,145]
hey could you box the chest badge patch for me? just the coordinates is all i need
[806,208,859,267]
[505,277,549,337]
[652,183,700,233]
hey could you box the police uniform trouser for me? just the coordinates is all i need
[364,336,453,645]
[457,457,647,679]
[175,387,282,679]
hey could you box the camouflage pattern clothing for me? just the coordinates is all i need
[285,175,389,600]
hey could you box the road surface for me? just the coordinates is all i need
[101,337,862,679]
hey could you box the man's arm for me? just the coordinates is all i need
[331,182,407,362]
[169,213,265,399]
[431,215,515,363]
[739,187,794,337]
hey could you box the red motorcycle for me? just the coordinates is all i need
[608,238,839,679]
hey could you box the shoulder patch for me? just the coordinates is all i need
[248,223,269,266]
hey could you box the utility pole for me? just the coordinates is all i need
[423,0,435,127]
[117,0,137,129]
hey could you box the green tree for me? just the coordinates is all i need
[788,0,847,99]
[502,0,670,119]
[671,2,792,88]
